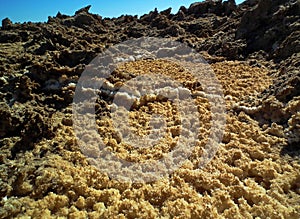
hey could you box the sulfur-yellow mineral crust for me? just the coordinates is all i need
[1,59,299,218]
[1,0,300,217]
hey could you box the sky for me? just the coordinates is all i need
[0,0,245,23]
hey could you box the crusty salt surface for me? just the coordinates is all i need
[1,59,299,218]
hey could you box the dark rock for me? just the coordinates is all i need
[55,12,69,19]
[115,15,136,25]
[160,24,185,37]
[274,30,300,60]
[223,0,237,16]
[218,39,246,60]
[74,13,96,26]
[140,8,159,23]
[75,5,91,15]
[62,17,75,27]
[14,75,35,102]
[1,18,13,30]
[19,31,30,41]
[179,6,188,14]
[160,7,172,17]
[172,9,185,21]
[236,0,299,55]
[240,0,259,7]
[0,102,13,137]
[47,16,55,23]
[11,110,55,158]
[55,49,96,68]
[187,2,209,16]
[187,0,223,17]
[186,19,212,37]
[34,40,56,55]
[268,54,300,103]
[0,31,20,43]
[151,15,171,29]
[127,25,146,38]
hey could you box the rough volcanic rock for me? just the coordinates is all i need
[236,0,300,56]
[1,18,13,30]
[0,102,14,137]
[75,5,92,15]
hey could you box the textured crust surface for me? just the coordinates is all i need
[0,0,299,218]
